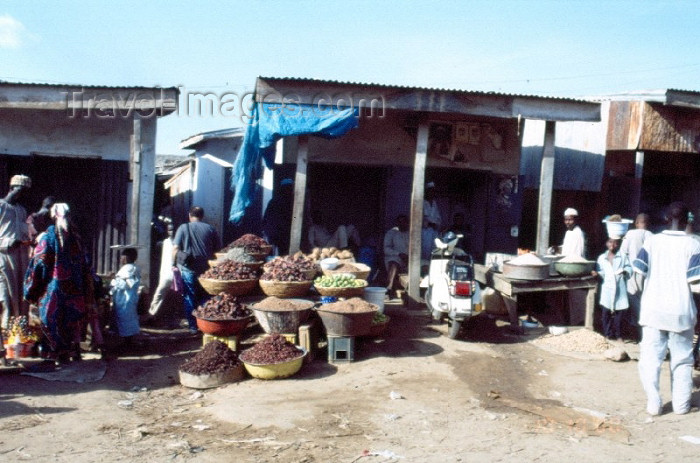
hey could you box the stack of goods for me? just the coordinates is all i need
[199,261,260,296]
[193,293,252,336]
[261,255,317,281]
[201,261,258,281]
[259,255,317,297]
[300,247,354,262]
[222,234,272,260]
[239,334,306,379]
[315,297,378,337]
[314,274,367,297]
[179,340,245,388]
[249,296,315,334]
[210,247,260,268]
[321,261,371,279]
[194,292,252,319]
[2,316,40,359]
[502,253,550,280]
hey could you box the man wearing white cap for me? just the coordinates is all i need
[0,175,31,332]
[560,207,586,258]
[423,182,442,232]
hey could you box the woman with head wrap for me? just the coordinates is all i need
[24,203,94,364]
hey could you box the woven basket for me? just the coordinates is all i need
[315,280,368,298]
[322,262,371,280]
[259,279,313,298]
[198,277,258,296]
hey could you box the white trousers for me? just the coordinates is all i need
[148,275,174,317]
[638,326,694,414]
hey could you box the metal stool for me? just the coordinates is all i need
[327,335,355,363]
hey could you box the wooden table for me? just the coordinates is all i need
[474,264,598,330]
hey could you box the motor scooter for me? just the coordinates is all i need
[422,232,480,339]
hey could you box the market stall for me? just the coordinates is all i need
[474,263,597,330]
[229,77,601,309]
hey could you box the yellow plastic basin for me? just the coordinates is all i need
[241,348,306,380]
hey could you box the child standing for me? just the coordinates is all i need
[593,237,632,340]
[110,248,141,342]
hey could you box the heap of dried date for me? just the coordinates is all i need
[180,341,240,375]
[223,233,269,253]
[194,292,252,319]
[201,260,258,280]
[260,255,317,282]
[239,334,303,365]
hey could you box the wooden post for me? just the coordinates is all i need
[584,286,596,329]
[536,120,556,255]
[633,150,644,216]
[289,135,308,254]
[130,115,142,244]
[407,122,429,307]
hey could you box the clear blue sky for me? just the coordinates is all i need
[2,1,699,155]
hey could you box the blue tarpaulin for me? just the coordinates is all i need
[229,102,359,223]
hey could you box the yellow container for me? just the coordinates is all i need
[280,333,298,345]
[241,348,306,380]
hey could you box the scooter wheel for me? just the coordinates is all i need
[431,309,444,323]
[447,319,462,339]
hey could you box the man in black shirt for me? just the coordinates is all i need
[172,206,221,333]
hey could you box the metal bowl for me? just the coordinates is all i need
[553,260,595,277]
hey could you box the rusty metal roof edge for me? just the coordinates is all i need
[257,76,595,104]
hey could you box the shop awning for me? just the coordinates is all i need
[229,102,359,223]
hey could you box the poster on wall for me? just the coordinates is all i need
[428,121,508,166]
[428,123,454,160]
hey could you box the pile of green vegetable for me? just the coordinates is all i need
[314,274,365,288]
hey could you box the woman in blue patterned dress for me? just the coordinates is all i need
[24,203,93,364]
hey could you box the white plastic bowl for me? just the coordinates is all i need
[548,325,568,336]
[319,257,339,270]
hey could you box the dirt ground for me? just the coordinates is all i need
[2,303,700,463]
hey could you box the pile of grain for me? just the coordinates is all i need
[252,296,314,311]
[532,328,611,354]
[508,253,547,266]
[318,297,376,313]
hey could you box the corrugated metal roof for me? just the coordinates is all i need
[258,76,593,104]
[584,88,700,104]
[0,80,179,92]
[180,127,245,150]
